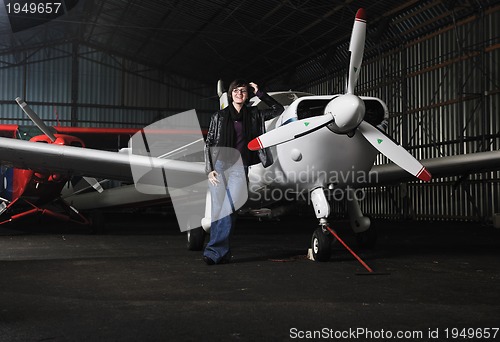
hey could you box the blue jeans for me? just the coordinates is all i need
[204,160,247,263]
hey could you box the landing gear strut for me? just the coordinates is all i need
[0,197,90,226]
[308,187,375,272]
[309,188,334,262]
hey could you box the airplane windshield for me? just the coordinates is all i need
[17,125,57,141]
[251,92,312,109]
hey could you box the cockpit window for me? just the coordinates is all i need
[252,92,312,109]
[17,126,57,141]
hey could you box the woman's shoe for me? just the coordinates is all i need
[219,252,233,264]
[203,256,215,265]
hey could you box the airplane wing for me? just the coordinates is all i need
[0,136,206,187]
[368,150,500,186]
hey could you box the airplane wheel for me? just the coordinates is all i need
[311,227,333,262]
[187,227,205,251]
[355,226,377,249]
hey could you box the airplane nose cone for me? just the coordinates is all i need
[325,94,365,133]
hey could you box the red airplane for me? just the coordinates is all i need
[0,98,141,226]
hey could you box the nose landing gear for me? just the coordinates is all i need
[309,187,374,273]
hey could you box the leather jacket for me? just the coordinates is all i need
[205,91,284,174]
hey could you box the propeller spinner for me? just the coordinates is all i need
[325,93,365,134]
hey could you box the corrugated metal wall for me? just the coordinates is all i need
[0,43,217,129]
[303,6,500,222]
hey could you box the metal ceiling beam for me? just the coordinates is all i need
[160,0,235,67]
[103,0,136,49]
[133,0,180,57]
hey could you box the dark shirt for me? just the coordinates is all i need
[233,120,246,164]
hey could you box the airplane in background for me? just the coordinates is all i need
[0,98,115,226]
[0,107,118,225]
[0,8,498,262]
[0,101,208,227]
[0,126,91,225]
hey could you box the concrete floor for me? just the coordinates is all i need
[0,214,499,341]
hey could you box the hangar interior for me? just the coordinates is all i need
[0,0,499,223]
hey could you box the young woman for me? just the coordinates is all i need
[203,79,284,265]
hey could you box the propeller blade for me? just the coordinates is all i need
[16,97,105,193]
[83,176,104,193]
[357,121,432,181]
[248,114,334,151]
[15,97,57,142]
[346,8,366,94]
[217,79,224,98]
[217,80,229,109]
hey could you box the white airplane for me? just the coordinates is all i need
[175,8,434,260]
[1,8,499,262]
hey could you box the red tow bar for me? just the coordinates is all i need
[325,225,373,273]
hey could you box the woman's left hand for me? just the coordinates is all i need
[249,82,259,94]
[208,170,219,186]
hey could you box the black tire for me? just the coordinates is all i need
[187,227,205,251]
[355,226,377,249]
[311,227,333,262]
